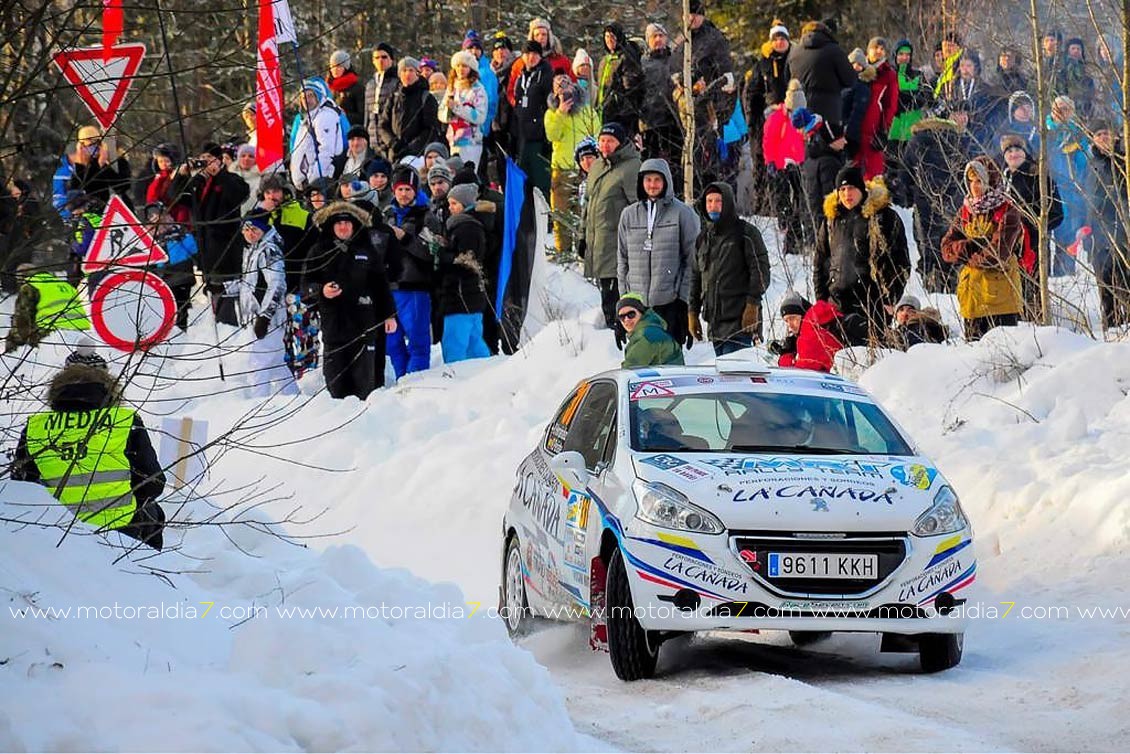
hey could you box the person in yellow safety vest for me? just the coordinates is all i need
[10,344,167,550]
[4,264,91,353]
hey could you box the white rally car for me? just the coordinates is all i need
[500,358,975,680]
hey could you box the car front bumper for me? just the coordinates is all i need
[617,519,976,634]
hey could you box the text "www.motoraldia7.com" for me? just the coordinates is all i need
[9,601,1130,622]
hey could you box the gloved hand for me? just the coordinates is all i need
[688,311,703,342]
[576,238,586,259]
[766,339,786,356]
[253,315,270,340]
[741,302,760,332]
[614,324,626,351]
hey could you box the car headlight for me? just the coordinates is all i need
[912,486,969,537]
[632,479,725,534]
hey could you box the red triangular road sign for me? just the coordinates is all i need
[52,43,145,131]
[83,195,169,274]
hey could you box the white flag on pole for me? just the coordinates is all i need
[272,0,297,44]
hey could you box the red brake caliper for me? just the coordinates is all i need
[589,556,608,652]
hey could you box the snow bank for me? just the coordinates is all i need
[0,483,582,752]
[860,325,1130,576]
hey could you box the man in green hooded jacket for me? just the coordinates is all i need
[617,293,684,368]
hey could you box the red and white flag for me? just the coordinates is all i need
[255,0,286,173]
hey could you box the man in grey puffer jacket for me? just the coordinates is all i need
[616,158,699,348]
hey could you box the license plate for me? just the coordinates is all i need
[768,552,879,579]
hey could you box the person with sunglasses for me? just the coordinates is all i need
[366,42,399,151]
[616,292,683,369]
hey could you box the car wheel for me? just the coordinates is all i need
[919,632,963,672]
[606,548,659,681]
[789,630,832,646]
[502,535,532,638]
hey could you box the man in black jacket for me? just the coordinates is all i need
[378,57,440,164]
[1000,133,1064,320]
[596,23,644,134]
[786,20,856,129]
[688,182,771,355]
[177,142,250,325]
[366,43,399,148]
[813,165,910,344]
[744,21,792,214]
[904,116,972,293]
[511,40,555,196]
[11,345,166,550]
[383,167,436,378]
[639,24,683,189]
[306,201,398,399]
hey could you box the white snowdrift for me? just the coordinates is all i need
[0,482,582,752]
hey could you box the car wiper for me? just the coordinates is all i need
[728,444,858,455]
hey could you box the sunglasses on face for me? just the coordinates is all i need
[617,310,639,321]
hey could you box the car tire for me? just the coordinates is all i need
[606,548,659,681]
[789,630,832,646]
[919,632,963,672]
[501,535,532,638]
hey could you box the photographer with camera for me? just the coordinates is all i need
[176,143,249,326]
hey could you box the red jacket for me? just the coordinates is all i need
[145,169,192,225]
[857,61,900,179]
[778,300,845,372]
[762,105,805,170]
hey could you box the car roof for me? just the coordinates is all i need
[585,363,875,402]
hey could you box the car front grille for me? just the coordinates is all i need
[729,530,908,598]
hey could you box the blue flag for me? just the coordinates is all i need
[496,158,527,314]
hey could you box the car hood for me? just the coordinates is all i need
[630,452,947,532]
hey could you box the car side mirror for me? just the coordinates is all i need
[549,451,589,490]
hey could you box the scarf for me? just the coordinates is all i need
[328,71,359,93]
[964,187,1007,215]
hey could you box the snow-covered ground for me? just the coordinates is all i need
[3,212,1130,751]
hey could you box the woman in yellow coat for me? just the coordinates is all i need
[941,156,1025,341]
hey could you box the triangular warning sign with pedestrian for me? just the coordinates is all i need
[52,44,145,131]
[83,195,169,274]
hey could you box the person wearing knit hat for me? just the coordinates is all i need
[835,164,866,194]
[441,49,489,169]
[783,79,806,112]
[327,49,365,129]
[437,180,491,364]
[419,58,440,79]
[64,339,108,370]
[333,124,376,184]
[236,202,298,397]
[766,290,811,364]
[461,30,482,51]
[492,32,512,52]
[848,48,868,69]
[895,293,920,314]
[379,58,440,164]
[12,336,168,549]
[615,292,685,368]
[645,22,668,42]
[382,162,433,379]
[769,21,788,40]
[598,121,628,148]
[427,162,454,222]
[572,47,594,92]
[815,161,909,344]
[574,136,599,173]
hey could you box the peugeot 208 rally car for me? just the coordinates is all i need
[500,358,974,680]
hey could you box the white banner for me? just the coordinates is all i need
[272,0,296,44]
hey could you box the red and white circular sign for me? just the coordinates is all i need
[89,269,177,352]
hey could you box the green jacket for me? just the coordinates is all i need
[582,142,641,279]
[4,274,90,352]
[622,309,685,368]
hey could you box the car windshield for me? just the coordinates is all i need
[629,390,914,456]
